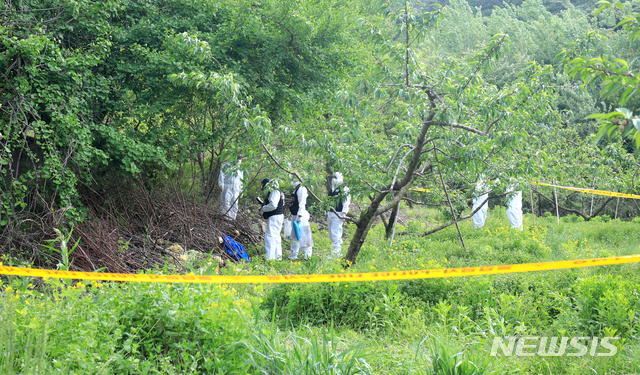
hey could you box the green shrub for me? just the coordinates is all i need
[557,275,640,337]
[0,276,254,374]
[399,279,457,307]
[262,281,406,333]
[561,214,584,223]
[592,214,612,223]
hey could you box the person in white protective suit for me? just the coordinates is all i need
[218,155,243,219]
[259,178,285,260]
[506,185,523,230]
[472,178,489,229]
[289,180,314,260]
[326,172,350,259]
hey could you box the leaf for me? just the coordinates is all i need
[615,107,633,119]
[586,113,614,120]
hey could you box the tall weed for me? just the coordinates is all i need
[244,323,371,375]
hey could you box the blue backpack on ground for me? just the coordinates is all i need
[222,235,250,262]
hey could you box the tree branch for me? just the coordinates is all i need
[260,142,322,203]
[425,121,488,136]
[398,193,506,237]
[532,187,614,220]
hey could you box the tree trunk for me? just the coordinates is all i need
[384,200,399,239]
[344,192,386,264]
[325,159,335,194]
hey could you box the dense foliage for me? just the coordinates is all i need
[0,0,361,226]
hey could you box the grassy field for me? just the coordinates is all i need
[1,207,640,374]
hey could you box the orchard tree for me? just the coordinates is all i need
[304,0,557,265]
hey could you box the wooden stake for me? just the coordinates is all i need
[433,146,465,250]
[614,197,620,225]
[589,177,596,217]
[439,169,465,250]
[529,183,535,230]
[553,179,559,224]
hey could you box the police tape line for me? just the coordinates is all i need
[1,255,639,284]
[531,182,640,200]
[411,188,431,192]
[414,183,640,200]
[410,188,457,197]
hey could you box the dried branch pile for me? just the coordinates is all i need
[71,181,262,273]
[0,179,262,273]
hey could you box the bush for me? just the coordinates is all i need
[556,275,640,337]
[561,214,585,223]
[0,276,254,374]
[592,214,612,223]
[262,281,406,333]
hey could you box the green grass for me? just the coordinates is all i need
[1,207,639,374]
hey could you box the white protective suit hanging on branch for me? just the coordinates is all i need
[288,180,313,260]
[472,178,489,229]
[506,185,523,231]
[259,178,284,260]
[218,155,243,219]
[327,172,350,259]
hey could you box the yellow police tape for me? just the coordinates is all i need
[410,188,457,197]
[1,255,639,284]
[411,188,431,192]
[531,182,640,200]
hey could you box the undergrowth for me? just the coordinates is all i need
[1,208,639,374]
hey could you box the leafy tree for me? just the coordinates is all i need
[302,0,558,265]
[563,0,640,148]
[0,0,128,226]
[0,0,363,232]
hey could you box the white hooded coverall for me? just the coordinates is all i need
[506,186,523,231]
[289,181,313,260]
[260,185,284,260]
[327,173,350,259]
[472,180,489,229]
[218,161,243,219]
